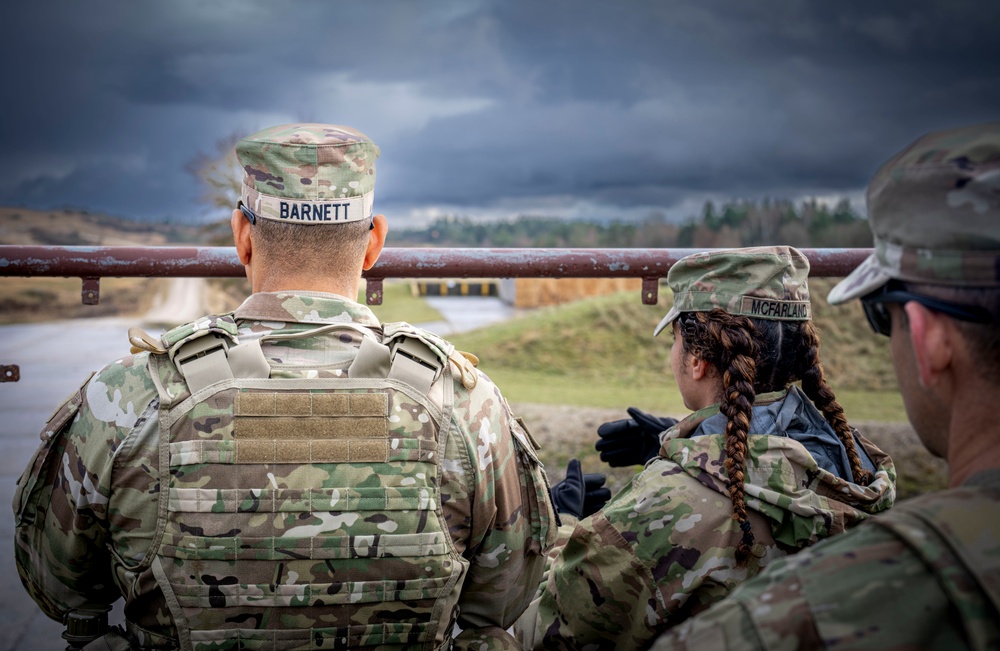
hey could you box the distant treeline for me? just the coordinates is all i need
[392,198,873,249]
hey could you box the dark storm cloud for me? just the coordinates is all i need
[1,0,998,223]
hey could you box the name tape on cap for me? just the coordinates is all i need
[242,184,373,224]
[739,296,810,320]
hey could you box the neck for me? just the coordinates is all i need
[249,265,362,300]
[946,376,1000,487]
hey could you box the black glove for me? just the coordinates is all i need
[595,407,678,467]
[550,459,612,519]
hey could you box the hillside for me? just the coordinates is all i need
[0,207,210,322]
[0,206,207,246]
[451,277,899,413]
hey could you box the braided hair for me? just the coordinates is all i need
[677,309,870,565]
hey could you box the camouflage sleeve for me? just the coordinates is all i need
[516,459,748,650]
[12,354,158,621]
[443,370,557,640]
[649,523,959,651]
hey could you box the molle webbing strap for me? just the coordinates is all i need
[128,326,167,355]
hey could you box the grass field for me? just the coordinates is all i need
[476,368,906,422]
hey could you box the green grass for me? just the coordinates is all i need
[361,281,445,324]
[474,368,906,422]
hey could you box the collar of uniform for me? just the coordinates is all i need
[233,291,381,327]
[662,388,790,442]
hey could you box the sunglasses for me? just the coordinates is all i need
[860,283,993,336]
[236,200,257,225]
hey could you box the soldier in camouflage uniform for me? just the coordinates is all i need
[12,123,557,651]
[515,245,896,650]
[651,121,1000,651]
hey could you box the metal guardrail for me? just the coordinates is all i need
[0,245,870,305]
[0,245,871,384]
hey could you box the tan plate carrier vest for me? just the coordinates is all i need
[147,320,466,651]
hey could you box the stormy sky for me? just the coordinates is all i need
[1,0,998,225]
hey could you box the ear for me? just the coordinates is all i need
[904,302,953,388]
[231,208,253,267]
[690,355,711,381]
[362,214,388,271]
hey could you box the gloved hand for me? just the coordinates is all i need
[549,459,612,519]
[595,407,678,467]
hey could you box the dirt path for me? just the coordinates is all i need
[142,277,207,324]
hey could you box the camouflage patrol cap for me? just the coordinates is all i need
[828,121,1000,304]
[653,246,811,337]
[235,123,380,225]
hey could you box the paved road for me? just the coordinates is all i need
[0,295,516,649]
[419,296,518,336]
[143,277,207,324]
[0,317,137,650]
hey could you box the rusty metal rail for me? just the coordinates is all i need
[0,245,870,306]
[0,245,870,384]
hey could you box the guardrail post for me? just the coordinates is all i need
[366,278,384,305]
[81,276,100,305]
[641,277,659,305]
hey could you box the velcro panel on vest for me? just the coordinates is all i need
[160,530,449,561]
[234,391,389,463]
[168,485,437,513]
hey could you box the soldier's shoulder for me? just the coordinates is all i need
[757,517,914,590]
[89,349,158,394]
[382,320,495,397]
[890,483,1000,512]
[382,321,454,355]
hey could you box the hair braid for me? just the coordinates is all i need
[797,321,872,485]
[680,310,759,565]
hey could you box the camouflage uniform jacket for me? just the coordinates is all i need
[515,388,896,650]
[649,468,1000,651]
[13,291,556,650]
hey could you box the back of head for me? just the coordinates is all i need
[658,246,870,564]
[829,121,1000,383]
[235,123,381,278]
[658,246,827,405]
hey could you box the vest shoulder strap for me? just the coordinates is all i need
[168,318,455,397]
[357,322,449,395]
[382,321,481,391]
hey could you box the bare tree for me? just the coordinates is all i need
[185,131,247,210]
